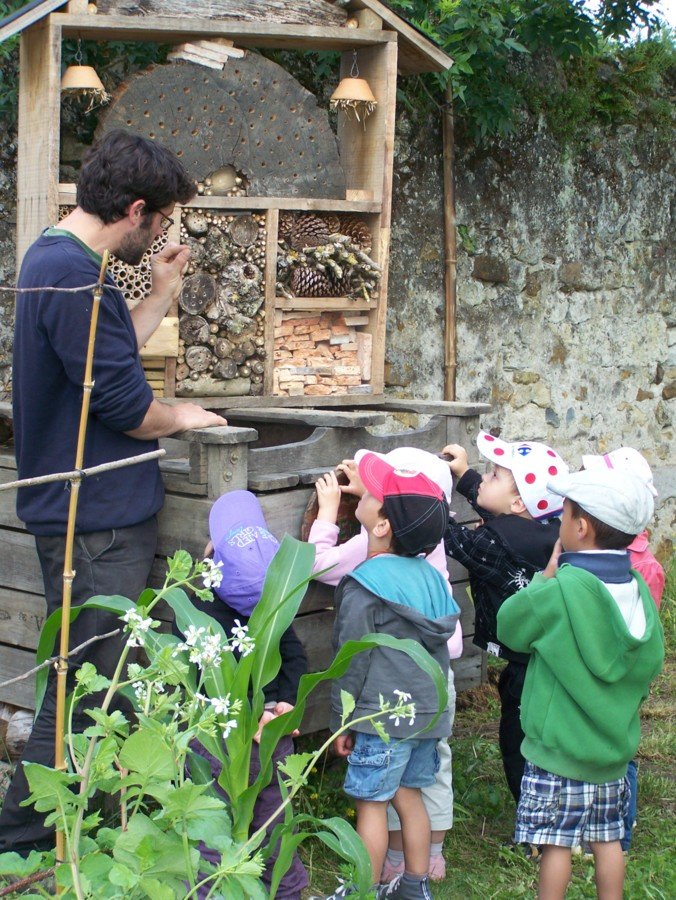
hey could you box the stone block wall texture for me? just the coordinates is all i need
[387,118,673,561]
[0,118,673,558]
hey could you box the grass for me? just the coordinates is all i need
[299,564,676,899]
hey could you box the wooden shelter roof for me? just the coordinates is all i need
[0,0,452,75]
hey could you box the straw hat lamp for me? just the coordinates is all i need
[330,50,377,125]
[61,40,109,111]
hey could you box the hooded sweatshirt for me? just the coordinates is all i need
[309,520,463,658]
[497,562,664,783]
[329,554,460,740]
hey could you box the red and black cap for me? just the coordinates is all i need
[355,450,449,556]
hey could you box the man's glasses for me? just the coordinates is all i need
[158,213,175,231]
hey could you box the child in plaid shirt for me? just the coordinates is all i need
[498,469,664,899]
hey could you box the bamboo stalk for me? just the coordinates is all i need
[0,448,166,491]
[442,83,457,401]
[54,250,109,868]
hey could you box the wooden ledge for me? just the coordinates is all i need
[171,425,258,445]
[223,407,389,428]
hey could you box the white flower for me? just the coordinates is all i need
[132,680,165,705]
[122,608,156,648]
[182,625,206,647]
[201,558,224,590]
[222,720,238,739]
[231,619,256,657]
[393,690,412,703]
[210,694,233,717]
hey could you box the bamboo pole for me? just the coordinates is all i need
[54,250,110,867]
[442,83,457,401]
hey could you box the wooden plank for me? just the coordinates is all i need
[53,13,396,50]
[0,645,37,709]
[348,0,454,75]
[58,185,383,213]
[0,530,44,595]
[248,473,300,492]
[451,644,485,693]
[0,0,66,43]
[140,316,179,358]
[264,208,279,396]
[275,296,375,312]
[96,0,348,27]
[224,408,388,428]
[17,19,61,266]
[0,586,46,652]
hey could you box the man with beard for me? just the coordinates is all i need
[3,130,226,855]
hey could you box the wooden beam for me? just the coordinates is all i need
[348,0,453,74]
[17,20,61,266]
[52,12,395,50]
[0,0,67,43]
[96,0,348,27]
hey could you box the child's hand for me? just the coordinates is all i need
[253,702,299,743]
[542,539,563,579]
[336,459,366,497]
[315,471,342,523]
[333,733,354,757]
[441,443,469,478]
[203,539,214,558]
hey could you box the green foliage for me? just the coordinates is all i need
[0,539,447,898]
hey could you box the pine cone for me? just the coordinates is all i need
[338,216,372,252]
[323,214,341,234]
[289,214,331,250]
[279,212,296,240]
[290,267,335,297]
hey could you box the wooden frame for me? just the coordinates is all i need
[9,0,452,401]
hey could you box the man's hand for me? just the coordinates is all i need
[336,459,366,497]
[542,538,563,579]
[315,471,342,523]
[170,402,228,434]
[440,443,469,478]
[333,733,354,757]
[253,702,298,743]
[126,399,227,440]
[150,241,191,306]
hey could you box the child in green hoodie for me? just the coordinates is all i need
[497,469,664,900]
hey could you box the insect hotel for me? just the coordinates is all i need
[0,0,489,744]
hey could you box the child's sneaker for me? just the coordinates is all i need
[377,873,433,899]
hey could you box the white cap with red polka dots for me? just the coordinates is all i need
[477,431,570,519]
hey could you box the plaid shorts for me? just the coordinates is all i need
[515,762,629,847]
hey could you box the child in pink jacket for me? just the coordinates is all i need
[309,447,461,882]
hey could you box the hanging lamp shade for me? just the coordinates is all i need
[330,50,377,125]
[61,64,106,92]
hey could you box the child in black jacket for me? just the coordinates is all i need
[442,432,568,806]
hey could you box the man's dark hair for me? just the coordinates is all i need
[569,500,635,551]
[76,129,196,223]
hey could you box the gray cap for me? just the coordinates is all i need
[547,469,654,535]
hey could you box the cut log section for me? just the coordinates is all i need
[179,273,217,315]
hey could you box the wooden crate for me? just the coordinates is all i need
[0,400,488,735]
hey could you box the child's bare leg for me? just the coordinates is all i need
[539,845,572,900]
[390,786,430,875]
[355,799,389,883]
[388,828,445,851]
[590,841,624,900]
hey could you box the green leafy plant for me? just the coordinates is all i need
[0,537,447,898]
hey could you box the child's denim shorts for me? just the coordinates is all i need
[343,732,440,802]
[515,762,629,847]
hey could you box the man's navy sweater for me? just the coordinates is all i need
[12,231,163,535]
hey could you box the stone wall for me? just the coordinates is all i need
[386,117,674,562]
[0,114,673,558]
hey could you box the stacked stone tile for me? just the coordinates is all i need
[273,311,373,396]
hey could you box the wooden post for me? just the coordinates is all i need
[442,83,457,401]
[17,20,61,266]
[175,426,258,499]
[263,208,279,396]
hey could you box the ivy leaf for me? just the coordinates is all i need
[118,730,175,781]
